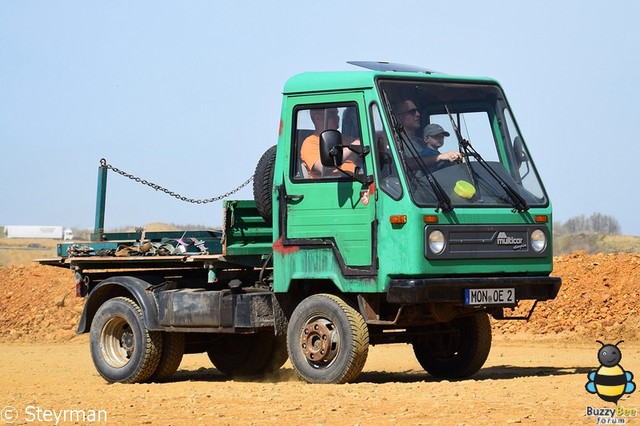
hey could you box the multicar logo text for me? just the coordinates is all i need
[496,232,523,245]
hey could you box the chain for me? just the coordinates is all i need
[99,158,254,204]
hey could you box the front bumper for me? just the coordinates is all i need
[387,276,561,304]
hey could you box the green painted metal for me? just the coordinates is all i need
[373,181,554,286]
[282,71,498,95]
[92,162,108,241]
[223,200,273,257]
[281,91,375,267]
[273,247,376,293]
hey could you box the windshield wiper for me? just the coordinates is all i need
[383,91,453,212]
[445,105,482,202]
[444,106,529,213]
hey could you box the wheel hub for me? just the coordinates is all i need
[300,319,336,364]
[101,317,135,367]
[120,329,134,356]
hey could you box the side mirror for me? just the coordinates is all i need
[320,130,343,167]
[513,136,530,180]
[513,136,528,167]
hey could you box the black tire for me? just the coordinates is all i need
[264,333,289,374]
[207,331,288,376]
[287,294,369,384]
[412,312,492,379]
[89,297,162,384]
[147,332,185,382]
[253,145,277,222]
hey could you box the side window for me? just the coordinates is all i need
[293,104,363,180]
[503,107,544,199]
[371,103,402,199]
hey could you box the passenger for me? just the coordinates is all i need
[300,108,361,178]
[420,123,462,167]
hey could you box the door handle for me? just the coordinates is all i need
[285,194,304,203]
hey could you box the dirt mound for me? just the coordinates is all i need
[136,222,181,232]
[0,264,80,342]
[492,251,640,341]
[1,252,639,343]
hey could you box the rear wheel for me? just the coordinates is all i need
[207,332,287,376]
[287,294,369,384]
[412,312,492,379]
[147,332,185,382]
[89,297,162,384]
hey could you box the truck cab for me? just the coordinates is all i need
[271,65,557,297]
[261,63,559,382]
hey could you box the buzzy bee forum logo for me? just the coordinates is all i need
[585,340,637,424]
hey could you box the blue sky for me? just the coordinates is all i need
[2,1,639,235]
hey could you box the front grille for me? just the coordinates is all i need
[424,224,549,259]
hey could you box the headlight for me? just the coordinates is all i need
[428,230,446,255]
[531,229,547,252]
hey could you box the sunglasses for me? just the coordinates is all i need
[400,108,419,116]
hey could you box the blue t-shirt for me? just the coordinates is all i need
[420,147,440,157]
[420,146,448,171]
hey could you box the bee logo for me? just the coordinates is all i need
[586,340,636,404]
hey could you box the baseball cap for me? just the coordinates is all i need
[423,123,450,137]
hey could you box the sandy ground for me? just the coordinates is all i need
[1,249,639,424]
[1,335,638,425]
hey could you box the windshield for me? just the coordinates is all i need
[378,79,547,209]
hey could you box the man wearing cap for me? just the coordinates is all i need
[420,123,462,168]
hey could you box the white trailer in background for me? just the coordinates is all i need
[4,225,64,239]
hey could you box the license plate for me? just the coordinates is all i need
[465,288,515,305]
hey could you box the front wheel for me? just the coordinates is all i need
[287,294,369,384]
[412,312,492,379]
[89,297,162,383]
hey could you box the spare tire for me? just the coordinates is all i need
[253,145,277,222]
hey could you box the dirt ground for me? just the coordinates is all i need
[0,251,639,424]
[0,336,637,425]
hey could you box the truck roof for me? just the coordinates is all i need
[283,62,500,95]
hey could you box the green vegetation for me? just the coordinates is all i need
[555,213,620,235]
[553,213,640,255]
[552,212,638,254]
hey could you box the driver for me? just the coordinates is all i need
[300,108,361,178]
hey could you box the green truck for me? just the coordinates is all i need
[40,62,561,384]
